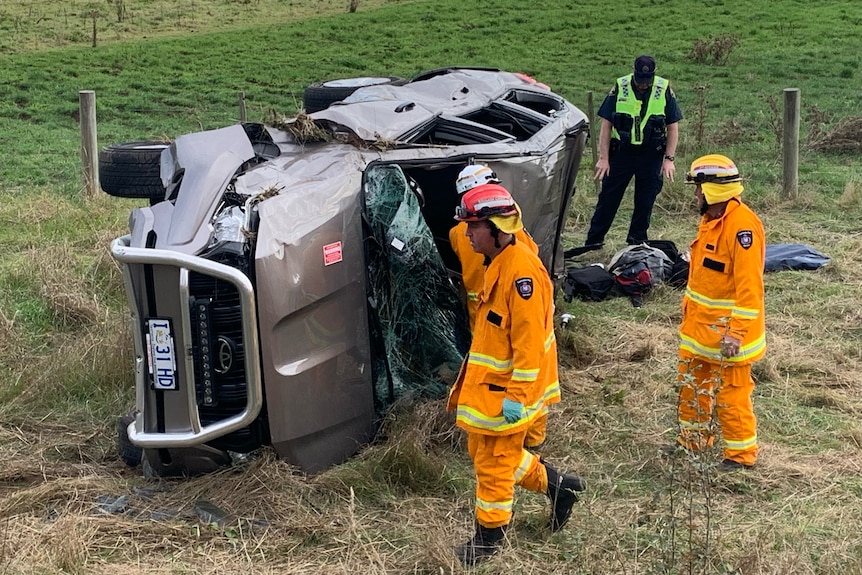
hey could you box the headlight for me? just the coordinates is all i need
[209,205,246,248]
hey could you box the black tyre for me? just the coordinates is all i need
[117,412,143,467]
[303,76,407,113]
[99,141,169,199]
[143,446,233,478]
[410,66,499,83]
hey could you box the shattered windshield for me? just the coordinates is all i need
[363,164,470,409]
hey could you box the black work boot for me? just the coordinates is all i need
[545,462,586,533]
[455,523,507,567]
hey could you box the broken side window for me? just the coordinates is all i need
[363,164,470,410]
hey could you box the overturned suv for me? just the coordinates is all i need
[103,67,588,477]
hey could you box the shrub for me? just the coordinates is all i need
[687,34,741,66]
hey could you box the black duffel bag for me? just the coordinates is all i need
[562,265,616,302]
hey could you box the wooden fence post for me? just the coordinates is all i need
[238,91,247,123]
[79,90,98,198]
[782,88,800,199]
[586,91,600,195]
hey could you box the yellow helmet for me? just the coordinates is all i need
[686,154,744,204]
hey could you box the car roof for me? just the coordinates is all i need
[302,68,578,143]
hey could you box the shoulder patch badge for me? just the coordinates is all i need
[737,230,753,249]
[515,277,533,300]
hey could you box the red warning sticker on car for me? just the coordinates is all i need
[323,241,343,266]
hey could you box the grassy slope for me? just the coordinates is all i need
[1,0,862,573]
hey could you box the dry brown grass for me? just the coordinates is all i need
[277,113,342,143]
[808,116,862,153]
[3,184,862,574]
[276,113,399,151]
[37,242,108,328]
[3,256,862,573]
[0,430,471,574]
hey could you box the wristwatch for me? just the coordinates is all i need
[664,154,675,161]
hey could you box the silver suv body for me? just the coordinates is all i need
[108,67,589,476]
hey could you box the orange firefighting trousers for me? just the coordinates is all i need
[524,408,548,448]
[467,430,547,528]
[677,358,758,466]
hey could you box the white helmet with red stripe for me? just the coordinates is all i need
[455,164,500,195]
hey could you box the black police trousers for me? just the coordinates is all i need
[585,146,664,246]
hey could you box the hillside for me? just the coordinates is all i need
[0,0,861,573]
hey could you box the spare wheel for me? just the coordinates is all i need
[303,76,406,113]
[99,141,169,200]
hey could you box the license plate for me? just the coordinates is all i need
[146,318,177,390]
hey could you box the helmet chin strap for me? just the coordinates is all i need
[490,222,501,248]
[489,222,516,250]
[702,199,731,219]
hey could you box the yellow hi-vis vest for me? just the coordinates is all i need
[611,74,668,146]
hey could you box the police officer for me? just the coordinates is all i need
[584,55,683,249]
[447,183,585,566]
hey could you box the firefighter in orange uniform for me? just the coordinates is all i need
[449,165,558,450]
[447,183,585,566]
[675,154,765,470]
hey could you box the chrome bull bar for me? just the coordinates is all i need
[111,236,263,448]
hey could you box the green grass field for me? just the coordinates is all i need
[1,0,861,573]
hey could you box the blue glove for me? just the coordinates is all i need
[502,399,524,424]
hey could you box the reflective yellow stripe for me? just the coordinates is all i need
[456,397,544,432]
[513,450,533,482]
[738,334,766,358]
[678,333,722,361]
[512,368,539,382]
[685,287,735,309]
[731,306,759,319]
[467,352,512,373]
[724,434,757,450]
[678,332,766,363]
[544,380,560,403]
[467,291,479,301]
[476,497,513,513]
[544,331,555,351]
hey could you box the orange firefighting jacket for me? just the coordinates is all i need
[447,240,559,435]
[449,222,540,332]
[679,198,766,364]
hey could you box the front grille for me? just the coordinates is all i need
[188,279,246,412]
[187,256,266,452]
